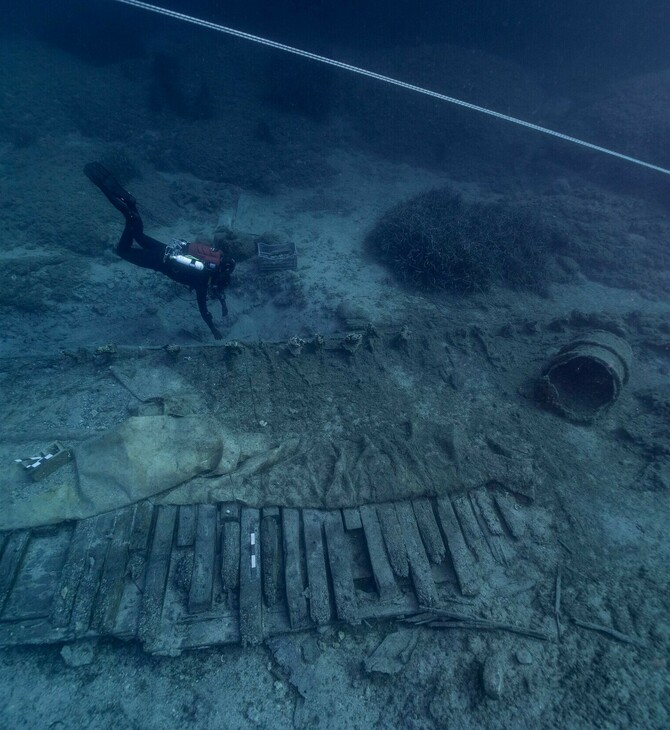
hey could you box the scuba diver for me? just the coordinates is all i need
[84,162,235,340]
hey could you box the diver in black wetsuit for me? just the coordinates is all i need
[84,162,235,340]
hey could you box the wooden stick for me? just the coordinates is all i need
[425,620,553,641]
[413,606,553,641]
[554,567,562,640]
[572,618,646,648]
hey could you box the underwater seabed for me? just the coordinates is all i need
[1,34,670,723]
[1,251,670,727]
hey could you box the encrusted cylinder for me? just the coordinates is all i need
[537,330,633,423]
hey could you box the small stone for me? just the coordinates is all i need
[302,636,321,664]
[516,649,533,665]
[482,654,505,699]
[60,639,97,667]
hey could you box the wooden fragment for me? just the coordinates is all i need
[71,511,116,636]
[111,577,144,639]
[472,489,504,535]
[219,503,240,521]
[1,527,72,622]
[468,492,508,566]
[239,508,263,645]
[395,502,438,607]
[188,505,218,614]
[51,519,95,627]
[302,510,331,625]
[492,491,525,539]
[281,508,309,630]
[0,531,31,615]
[435,498,480,596]
[376,503,409,578]
[0,618,74,647]
[452,495,489,562]
[358,505,400,602]
[176,505,197,547]
[91,507,135,633]
[221,520,240,592]
[138,505,177,648]
[179,615,240,650]
[342,508,363,531]
[572,618,646,648]
[412,499,446,563]
[261,514,281,607]
[323,511,359,624]
[129,501,154,552]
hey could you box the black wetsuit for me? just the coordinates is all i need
[84,161,233,339]
[118,216,232,339]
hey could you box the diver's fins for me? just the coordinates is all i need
[84,162,137,216]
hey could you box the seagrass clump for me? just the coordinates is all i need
[367,189,554,294]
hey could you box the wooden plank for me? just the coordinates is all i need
[322,511,359,624]
[281,508,309,630]
[435,498,480,597]
[302,510,331,625]
[111,577,144,640]
[51,519,95,628]
[2,527,72,622]
[342,508,362,531]
[220,503,240,521]
[376,503,409,578]
[178,615,240,651]
[239,508,263,645]
[452,495,490,563]
[412,499,446,563]
[129,501,154,553]
[91,507,135,633]
[395,502,438,607]
[0,618,74,648]
[493,491,525,539]
[221,520,240,593]
[468,491,508,565]
[0,531,31,616]
[188,505,218,614]
[176,505,197,547]
[261,514,281,607]
[359,505,400,602]
[71,511,116,636]
[472,489,504,535]
[138,505,177,649]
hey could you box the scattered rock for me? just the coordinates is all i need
[60,639,98,667]
[482,653,505,699]
[516,649,533,665]
[364,630,419,675]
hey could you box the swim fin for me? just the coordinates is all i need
[84,162,138,217]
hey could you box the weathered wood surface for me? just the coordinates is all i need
[188,505,218,614]
[302,510,331,625]
[239,508,263,646]
[282,507,309,631]
[0,490,529,654]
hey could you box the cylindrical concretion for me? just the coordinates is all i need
[537,330,633,423]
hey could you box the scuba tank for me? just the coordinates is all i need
[165,239,205,271]
[171,253,205,271]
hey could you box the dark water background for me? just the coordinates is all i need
[5,0,670,88]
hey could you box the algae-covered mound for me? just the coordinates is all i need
[367,189,556,294]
